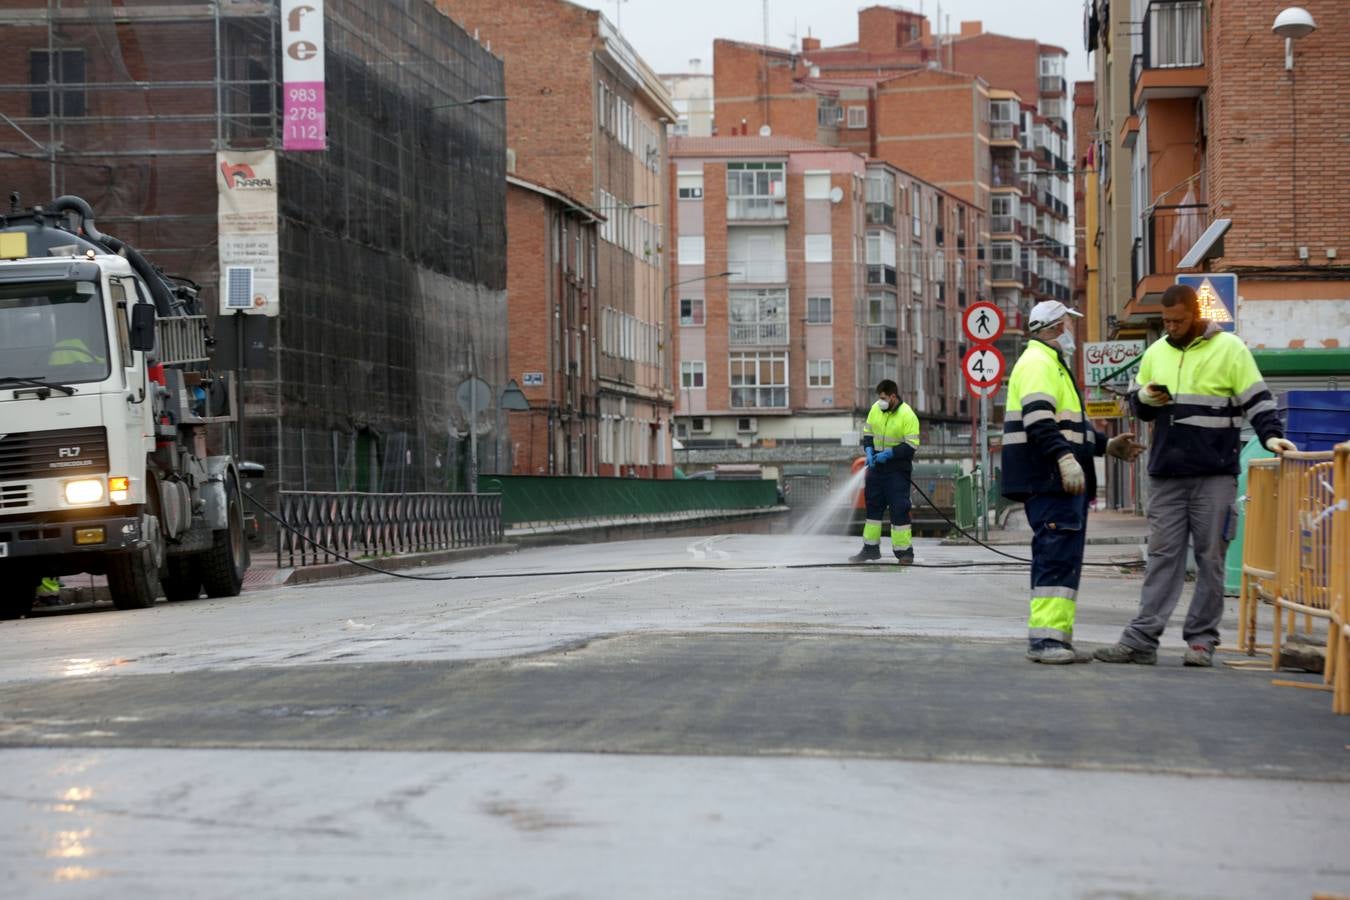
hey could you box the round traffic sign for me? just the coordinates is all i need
[966,381,1000,399]
[962,302,1005,344]
[962,345,1005,388]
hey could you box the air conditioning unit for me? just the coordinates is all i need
[690,417,712,434]
[736,417,758,434]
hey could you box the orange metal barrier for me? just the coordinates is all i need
[1270,451,1337,680]
[1237,458,1280,655]
[1332,442,1349,715]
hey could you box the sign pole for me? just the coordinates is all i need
[979,392,989,541]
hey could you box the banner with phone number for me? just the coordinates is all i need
[282,0,326,151]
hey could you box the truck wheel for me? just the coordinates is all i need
[162,557,202,602]
[106,543,163,610]
[0,575,38,620]
[201,474,248,598]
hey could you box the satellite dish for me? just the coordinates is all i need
[829,186,844,204]
[759,124,772,137]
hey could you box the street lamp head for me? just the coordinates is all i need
[1272,7,1317,39]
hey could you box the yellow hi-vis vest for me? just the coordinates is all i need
[863,400,920,464]
[1001,339,1102,500]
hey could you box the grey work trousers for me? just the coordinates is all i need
[1122,474,1238,652]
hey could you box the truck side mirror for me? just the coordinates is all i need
[130,303,156,352]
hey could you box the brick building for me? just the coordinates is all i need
[438,0,680,477]
[504,176,602,475]
[710,7,1072,362]
[1091,0,1350,347]
[0,0,508,496]
[669,136,983,450]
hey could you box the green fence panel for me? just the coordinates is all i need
[478,475,780,526]
[954,474,976,532]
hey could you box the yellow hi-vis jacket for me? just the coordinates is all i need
[1130,321,1283,477]
[862,400,920,468]
[1001,339,1105,501]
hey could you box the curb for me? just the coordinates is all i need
[278,543,518,586]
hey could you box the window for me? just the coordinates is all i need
[726,162,786,220]
[808,359,833,388]
[846,106,868,129]
[677,172,704,200]
[806,296,832,324]
[867,352,894,387]
[817,97,842,127]
[678,236,705,265]
[866,230,897,266]
[679,297,705,326]
[728,227,786,282]
[804,234,832,263]
[681,360,706,389]
[30,49,86,117]
[729,351,789,408]
[803,171,831,200]
[729,288,788,345]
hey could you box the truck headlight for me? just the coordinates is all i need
[64,479,105,504]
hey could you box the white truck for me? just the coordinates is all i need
[0,196,251,617]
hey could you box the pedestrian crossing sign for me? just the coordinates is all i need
[1175,274,1237,333]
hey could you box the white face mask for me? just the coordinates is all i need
[877,397,893,411]
[1055,329,1076,358]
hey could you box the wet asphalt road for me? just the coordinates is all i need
[2,533,1348,898]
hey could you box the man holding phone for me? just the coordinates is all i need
[1095,284,1294,667]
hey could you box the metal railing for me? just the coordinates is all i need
[156,315,211,365]
[1144,0,1204,68]
[1147,203,1207,277]
[729,321,788,345]
[276,490,502,567]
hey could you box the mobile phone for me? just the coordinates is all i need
[1151,383,1171,397]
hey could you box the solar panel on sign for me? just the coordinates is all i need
[226,267,253,309]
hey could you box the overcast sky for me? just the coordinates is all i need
[570,0,1092,84]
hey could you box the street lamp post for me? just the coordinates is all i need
[664,270,734,447]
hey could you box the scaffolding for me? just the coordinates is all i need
[0,0,510,495]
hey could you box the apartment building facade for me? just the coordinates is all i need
[710,8,1072,360]
[669,136,982,449]
[662,68,714,138]
[1091,0,1350,348]
[437,0,680,476]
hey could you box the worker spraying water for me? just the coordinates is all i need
[848,379,921,565]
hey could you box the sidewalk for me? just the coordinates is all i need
[942,507,1150,547]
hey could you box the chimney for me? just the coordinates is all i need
[802,35,821,52]
[689,58,701,73]
[959,20,983,38]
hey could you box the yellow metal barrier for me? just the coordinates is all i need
[1332,442,1350,715]
[1237,458,1280,655]
[1270,451,1337,678]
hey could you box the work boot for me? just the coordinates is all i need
[849,544,881,563]
[1092,642,1157,665]
[1183,644,1215,667]
[1062,643,1095,663]
[1026,640,1076,665]
[893,547,915,565]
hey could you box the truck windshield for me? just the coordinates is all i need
[0,281,111,386]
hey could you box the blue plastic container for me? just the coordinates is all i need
[1278,390,1350,451]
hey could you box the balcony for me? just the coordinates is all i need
[867,325,898,349]
[727,259,787,283]
[990,216,1022,237]
[867,265,897,287]
[729,321,789,345]
[991,262,1023,285]
[1135,1,1206,109]
[990,121,1020,145]
[1129,203,1207,314]
[866,202,896,227]
[727,197,788,223]
[1039,75,1067,96]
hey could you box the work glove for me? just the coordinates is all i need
[1137,384,1170,407]
[875,449,894,465]
[1057,454,1086,495]
[1264,436,1297,455]
[1105,432,1146,461]
[865,447,876,468]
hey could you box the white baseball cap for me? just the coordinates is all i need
[1027,300,1084,332]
